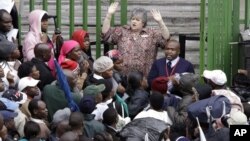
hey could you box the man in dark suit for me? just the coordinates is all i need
[147,39,195,88]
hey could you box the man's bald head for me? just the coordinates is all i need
[34,43,51,61]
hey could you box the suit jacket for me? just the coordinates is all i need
[147,57,194,87]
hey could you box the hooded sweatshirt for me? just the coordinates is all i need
[23,9,55,77]
[23,9,47,62]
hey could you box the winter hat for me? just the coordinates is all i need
[79,96,96,114]
[93,56,114,73]
[151,76,168,94]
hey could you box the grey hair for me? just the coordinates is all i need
[130,8,147,27]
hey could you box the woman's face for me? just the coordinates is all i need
[30,66,40,80]
[68,45,82,61]
[83,36,90,51]
[114,59,123,71]
[130,16,144,32]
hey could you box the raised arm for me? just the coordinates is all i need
[151,9,170,40]
[102,2,119,34]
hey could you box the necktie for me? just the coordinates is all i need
[167,61,172,71]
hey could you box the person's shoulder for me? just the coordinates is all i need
[179,57,193,64]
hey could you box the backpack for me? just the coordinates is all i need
[187,95,231,123]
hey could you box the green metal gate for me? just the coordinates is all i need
[20,0,128,58]
[200,0,249,84]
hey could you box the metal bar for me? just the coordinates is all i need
[207,0,214,69]
[231,0,240,78]
[29,0,35,11]
[18,13,22,46]
[199,0,206,77]
[43,0,48,11]
[223,0,233,84]
[69,0,75,38]
[110,0,115,26]
[96,0,101,58]
[179,35,186,58]
[56,0,61,29]
[245,0,250,29]
[120,0,127,25]
[82,0,88,30]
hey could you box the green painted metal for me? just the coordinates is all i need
[56,0,61,29]
[120,0,128,25]
[110,0,115,26]
[29,0,35,11]
[18,14,22,46]
[245,0,250,29]
[43,0,48,11]
[231,0,240,79]
[205,0,242,84]
[82,0,88,30]
[27,0,129,59]
[199,0,206,79]
[224,0,233,83]
[96,0,101,58]
[69,0,75,38]
[207,0,214,69]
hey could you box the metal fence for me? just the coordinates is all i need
[19,0,128,58]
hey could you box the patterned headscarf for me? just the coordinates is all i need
[71,29,89,50]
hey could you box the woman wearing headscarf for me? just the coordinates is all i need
[102,2,170,78]
[71,29,94,74]
[59,40,85,92]
[58,40,81,65]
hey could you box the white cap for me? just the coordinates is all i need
[228,110,248,125]
[18,77,40,92]
[93,56,114,73]
[203,70,227,85]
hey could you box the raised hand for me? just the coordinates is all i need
[108,2,119,15]
[151,9,163,23]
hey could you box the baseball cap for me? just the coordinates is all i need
[2,89,27,104]
[83,84,105,96]
[0,97,19,111]
[0,110,18,121]
[18,77,40,92]
[203,70,227,86]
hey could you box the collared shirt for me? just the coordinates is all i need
[166,56,180,68]
[93,73,104,80]
[102,25,167,77]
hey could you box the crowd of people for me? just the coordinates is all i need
[0,1,249,141]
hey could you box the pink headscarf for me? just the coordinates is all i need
[58,40,80,64]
